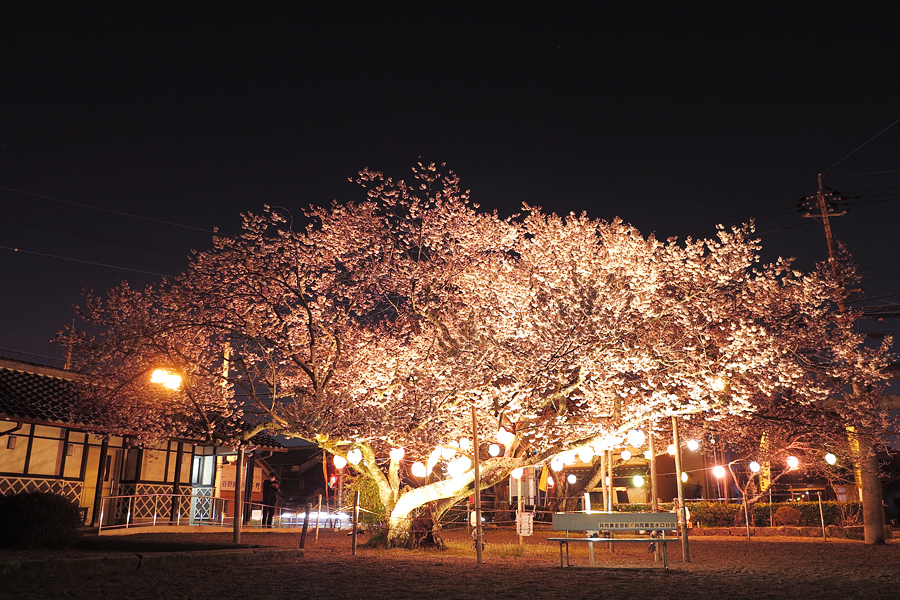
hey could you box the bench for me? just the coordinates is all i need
[548,512,678,570]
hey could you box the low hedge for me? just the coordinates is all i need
[593,501,861,528]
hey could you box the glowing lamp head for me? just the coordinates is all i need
[459,437,471,450]
[333,455,347,469]
[151,369,182,390]
[824,453,837,465]
[347,448,363,465]
[626,429,646,447]
[681,471,689,483]
[511,467,524,480]
[550,458,564,472]
[712,465,726,478]
[786,456,800,470]
[686,439,700,451]
[576,446,594,462]
[667,444,676,456]
[633,475,645,487]
[643,450,653,460]
[567,474,577,484]
[496,426,515,445]
[389,447,405,461]
[748,461,761,473]
[711,377,726,392]
[620,450,632,461]
[488,443,501,457]
[546,476,554,487]
[411,461,427,478]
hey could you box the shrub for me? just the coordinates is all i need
[687,501,741,527]
[344,475,385,526]
[0,491,83,548]
[773,505,802,526]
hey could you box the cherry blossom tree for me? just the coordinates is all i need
[66,163,893,544]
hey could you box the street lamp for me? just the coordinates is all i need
[150,369,181,390]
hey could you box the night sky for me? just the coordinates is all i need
[2,5,899,366]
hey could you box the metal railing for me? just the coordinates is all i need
[97,492,351,533]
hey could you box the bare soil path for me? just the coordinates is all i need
[3,528,899,599]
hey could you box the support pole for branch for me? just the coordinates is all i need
[351,490,360,556]
[299,502,311,548]
[818,492,827,541]
[672,416,690,562]
[649,430,659,512]
[315,494,322,542]
[233,448,243,545]
[472,405,483,564]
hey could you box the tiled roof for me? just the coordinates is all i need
[0,358,282,449]
[0,359,83,425]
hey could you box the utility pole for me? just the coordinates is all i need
[802,173,848,308]
[802,174,886,544]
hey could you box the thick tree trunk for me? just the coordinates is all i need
[856,435,886,544]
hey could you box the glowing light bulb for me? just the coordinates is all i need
[748,461,760,473]
[786,456,799,469]
[633,475,645,487]
[711,377,726,392]
[546,476,555,487]
[411,461,427,478]
[347,448,363,465]
[681,471,688,483]
[389,447,405,461]
[626,429,646,447]
[577,446,594,462]
[643,450,652,460]
[459,437,471,450]
[550,458,564,472]
[567,474,577,484]
[620,450,632,461]
[712,465,726,478]
[667,444,676,456]
[511,467,524,480]
[497,427,515,445]
[824,453,837,465]
[686,439,700,451]
[333,455,347,469]
[488,444,500,457]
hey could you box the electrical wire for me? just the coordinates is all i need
[0,245,173,277]
[0,186,221,234]
[823,116,900,173]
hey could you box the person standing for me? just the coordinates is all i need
[262,473,279,528]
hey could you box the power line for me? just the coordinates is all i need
[0,245,173,277]
[823,116,900,173]
[0,186,220,234]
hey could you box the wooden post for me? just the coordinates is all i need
[518,476,525,546]
[314,494,322,542]
[299,502,312,548]
[472,405,483,564]
[649,430,659,512]
[817,492,827,541]
[672,416,690,562]
[233,449,243,545]
[351,490,360,556]
[743,496,752,541]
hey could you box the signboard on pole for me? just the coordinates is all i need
[516,511,534,536]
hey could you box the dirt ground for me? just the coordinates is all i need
[3,527,900,600]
